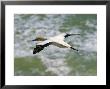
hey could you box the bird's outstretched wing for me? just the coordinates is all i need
[33,40,52,54]
[64,33,80,38]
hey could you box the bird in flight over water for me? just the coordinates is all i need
[32,33,80,54]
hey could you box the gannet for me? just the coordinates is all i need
[32,33,80,54]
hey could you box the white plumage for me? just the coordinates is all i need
[32,33,80,54]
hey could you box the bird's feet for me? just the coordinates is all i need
[70,47,78,52]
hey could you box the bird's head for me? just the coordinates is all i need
[32,37,47,41]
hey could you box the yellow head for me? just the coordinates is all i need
[32,37,47,41]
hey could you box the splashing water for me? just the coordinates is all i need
[14,14,97,76]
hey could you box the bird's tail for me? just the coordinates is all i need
[70,47,78,52]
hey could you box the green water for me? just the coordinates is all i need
[14,57,57,76]
[14,14,97,76]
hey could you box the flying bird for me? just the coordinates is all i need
[32,33,80,54]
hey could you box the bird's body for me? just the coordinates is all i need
[32,33,80,54]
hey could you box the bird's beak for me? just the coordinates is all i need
[32,39,37,41]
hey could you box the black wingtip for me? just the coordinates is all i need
[33,48,37,54]
[33,45,44,54]
[64,33,80,38]
[64,34,70,38]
